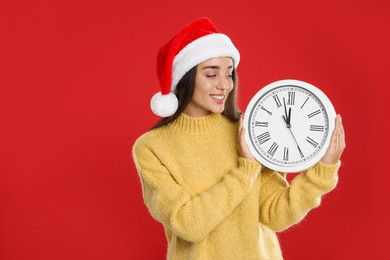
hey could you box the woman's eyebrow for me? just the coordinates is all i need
[202,66,219,70]
[201,65,233,70]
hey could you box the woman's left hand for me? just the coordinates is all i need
[238,114,255,160]
[321,114,346,164]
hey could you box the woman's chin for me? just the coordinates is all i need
[210,106,225,114]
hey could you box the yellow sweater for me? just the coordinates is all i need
[132,113,339,259]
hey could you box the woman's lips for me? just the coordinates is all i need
[210,94,225,104]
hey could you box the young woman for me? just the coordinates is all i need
[132,17,346,259]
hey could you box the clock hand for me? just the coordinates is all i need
[287,107,291,125]
[287,127,304,157]
[282,115,288,125]
[282,97,289,126]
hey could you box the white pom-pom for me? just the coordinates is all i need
[150,92,179,117]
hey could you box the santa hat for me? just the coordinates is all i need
[150,17,240,117]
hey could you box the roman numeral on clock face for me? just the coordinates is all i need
[310,125,324,132]
[272,95,282,108]
[257,131,271,145]
[283,147,289,161]
[308,109,321,118]
[288,92,295,105]
[306,136,319,148]
[261,106,272,115]
[255,121,268,127]
[301,97,309,109]
[267,142,279,156]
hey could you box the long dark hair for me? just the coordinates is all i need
[152,65,241,129]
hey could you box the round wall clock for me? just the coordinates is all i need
[243,79,336,173]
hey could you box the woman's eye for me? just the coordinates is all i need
[206,75,216,78]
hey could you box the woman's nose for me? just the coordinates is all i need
[216,77,229,90]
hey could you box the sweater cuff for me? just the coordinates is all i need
[239,157,261,169]
[303,160,340,190]
[237,157,262,179]
[313,160,341,179]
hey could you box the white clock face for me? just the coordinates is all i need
[244,80,336,173]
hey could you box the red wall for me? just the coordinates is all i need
[1,0,388,259]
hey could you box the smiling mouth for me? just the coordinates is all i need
[210,94,225,101]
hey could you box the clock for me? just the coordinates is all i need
[243,79,336,173]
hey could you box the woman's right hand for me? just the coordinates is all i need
[321,114,346,164]
[238,114,255,160]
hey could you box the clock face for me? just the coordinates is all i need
[244,80,336,173]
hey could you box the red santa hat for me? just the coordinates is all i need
[151,17,240,117]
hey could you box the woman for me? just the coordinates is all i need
[132,17,346,259]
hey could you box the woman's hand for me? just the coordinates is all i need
[321,114,346,164]
[238,114,255,160]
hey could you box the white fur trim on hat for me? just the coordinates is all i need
[150,92,179,117]
[171,33,240,91]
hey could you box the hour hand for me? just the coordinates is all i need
[287,107,291,125]
[282,97,289,125]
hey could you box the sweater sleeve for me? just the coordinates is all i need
[259,161,340,232]
[132,140,261,243]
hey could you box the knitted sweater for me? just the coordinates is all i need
[132,113,339,259]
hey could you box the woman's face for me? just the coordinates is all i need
[183,57,234,117]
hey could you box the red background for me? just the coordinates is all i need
[1,0,388,259]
